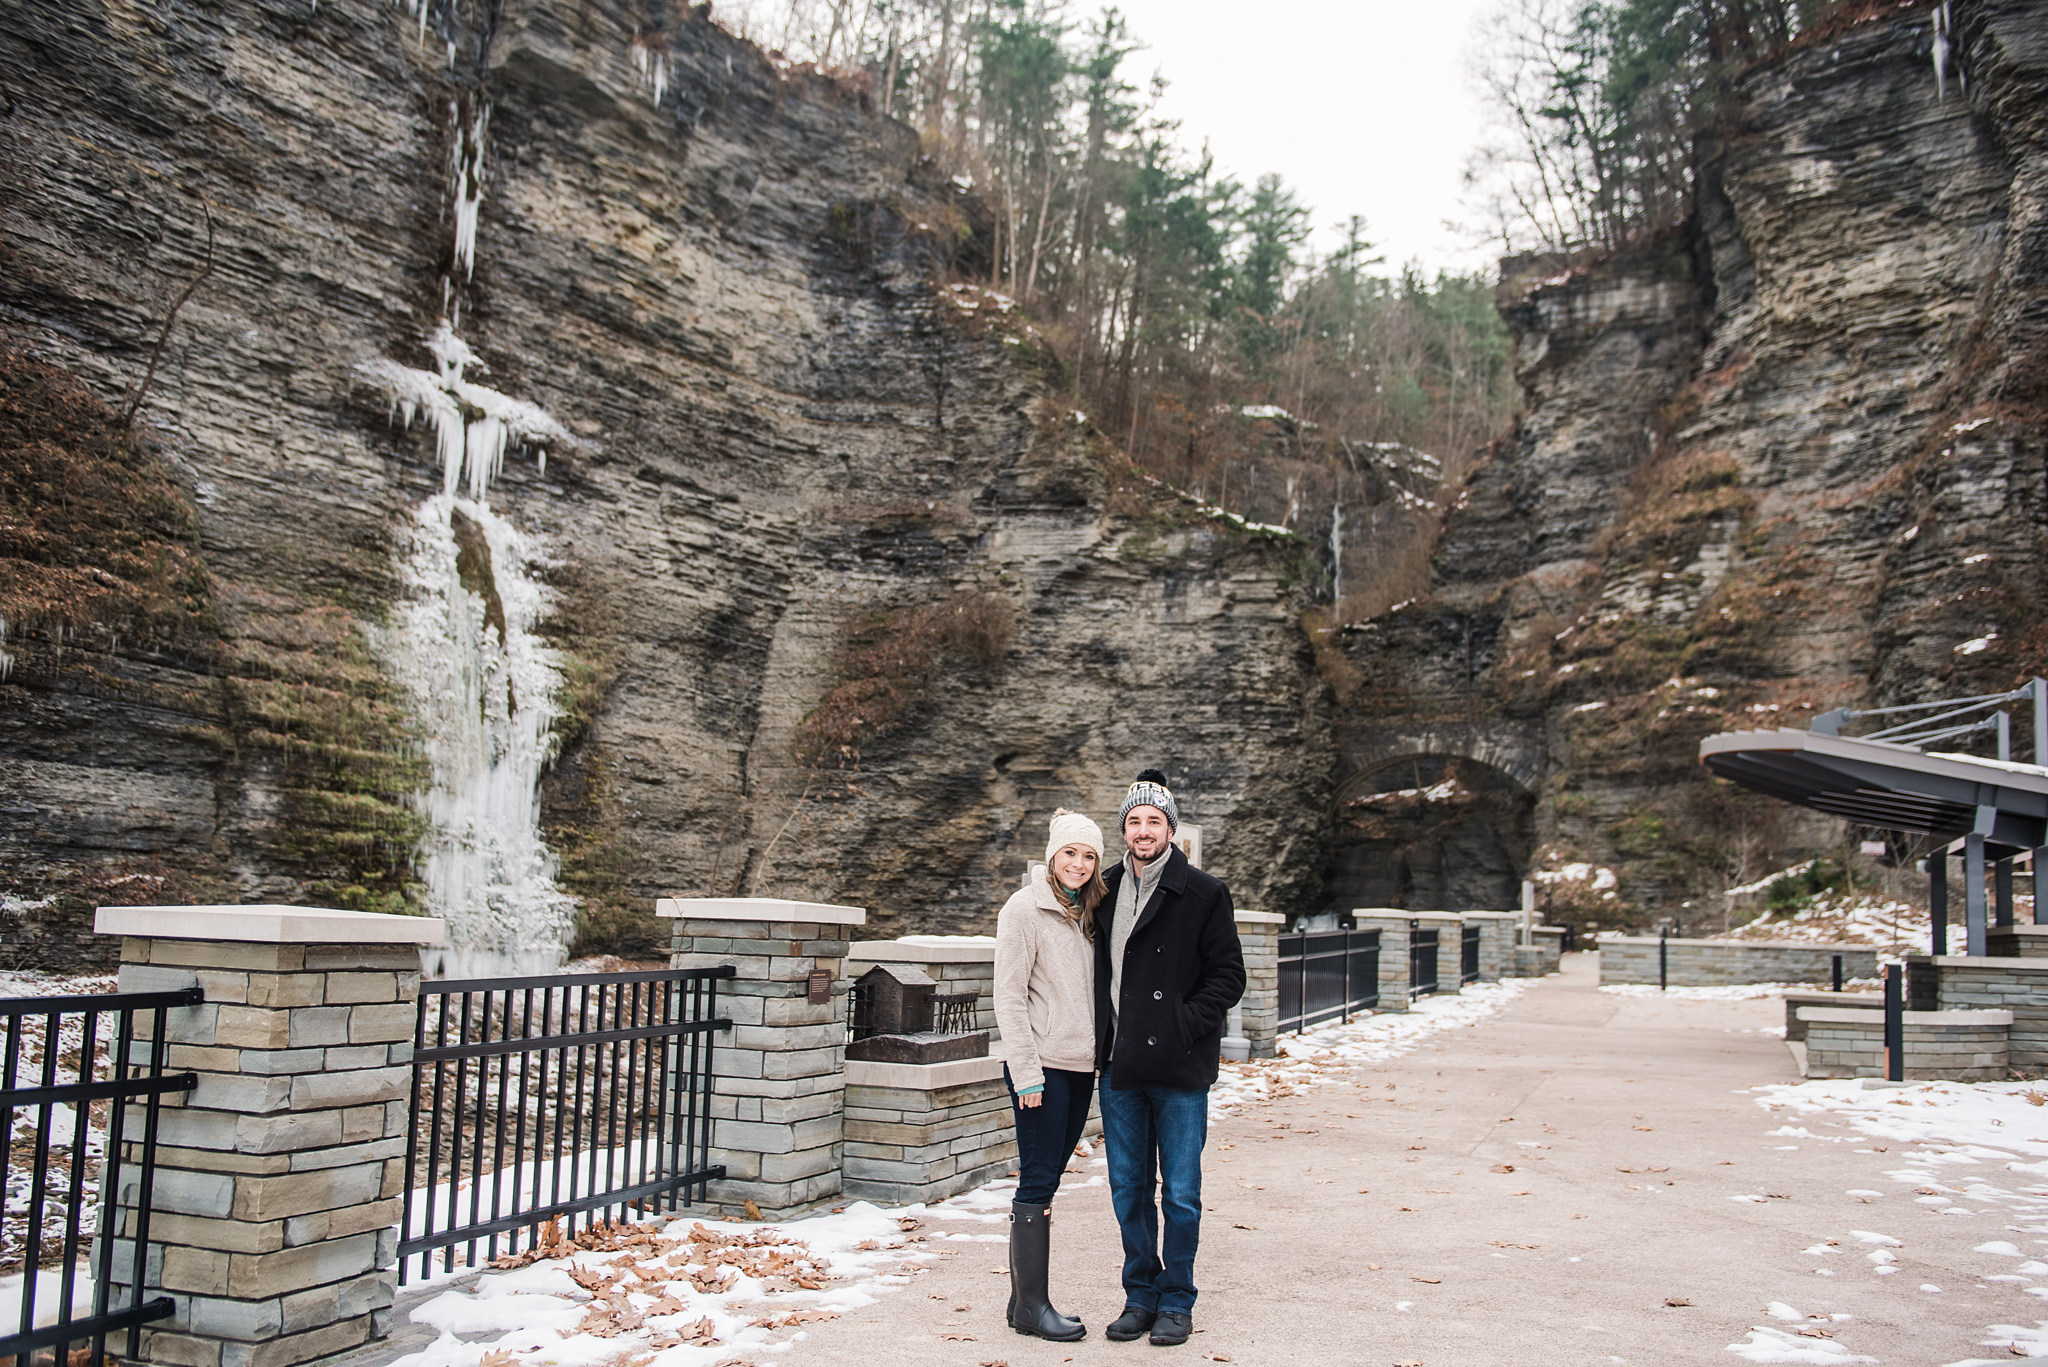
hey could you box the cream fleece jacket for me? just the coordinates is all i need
[993,874,1098,1093]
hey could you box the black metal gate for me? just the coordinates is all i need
[2,985,200,1367]
[401,965,733,1282]
[1276,930,1380,1033]
[1460,924,1481,985]
[1409,925,1441,998]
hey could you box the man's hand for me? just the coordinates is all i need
[1019,1090,1044,1108]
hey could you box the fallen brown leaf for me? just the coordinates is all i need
[1398,1206,1418,1212]
[478,1352,520,1367]
[1510,1190,1531,1196]
[743,1199,763,1220]
[1491,1164,1515,1174]
[1664,1297,1692,1308]
[1633,1126,1653,1132]
[940,1332,974,1341]
[1367,1263,1383,1271]
[1233,1223,1256,1230]
[1411,1275,1441,1284]
[1796,1327,1834,1340]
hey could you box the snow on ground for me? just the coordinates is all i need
[388,1196,995,1367]
[1741,1079,2048,1364]
[1208,980,1524,1116]
[1724,894,1932,955]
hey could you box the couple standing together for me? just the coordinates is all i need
[991,770,1245,1347]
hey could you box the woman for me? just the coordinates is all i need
[993,808,1105,1343]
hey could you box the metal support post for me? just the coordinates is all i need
[1967,824,1991,957]
[1997,856,2016,928]
[1930,851,1949,955]
[1659,930,1668,992]
[1832,954,1843,993]
[1883,964,1904,1082]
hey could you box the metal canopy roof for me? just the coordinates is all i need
[1697,728,2048,852]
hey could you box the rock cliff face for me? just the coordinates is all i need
[1334,0,2048,921]
[0,0,1329,968]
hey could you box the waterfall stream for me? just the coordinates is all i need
[358,99,578,977]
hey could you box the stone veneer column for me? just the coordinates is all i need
[1409,913,1465,995]
[93,904,444,1367]
[1461,912,1517,982]
[1233,911,1283,1059]
[657,897,864,1219]
[1351,911,1414,1013]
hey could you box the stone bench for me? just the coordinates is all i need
[1783,989,1881,1043]
[1799,1006,2012,1082]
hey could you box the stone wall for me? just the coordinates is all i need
[1801,1007,2011,1082]
[1916,955,2048,1069]
[1599,938,1878,987]
[842,1057,1016,1206]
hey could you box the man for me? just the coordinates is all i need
[1093,769,1245,1347]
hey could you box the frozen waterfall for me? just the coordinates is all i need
[356,94,577,977]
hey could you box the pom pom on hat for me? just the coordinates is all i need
[1045,808,1105,866]
[1119,770,1179,832]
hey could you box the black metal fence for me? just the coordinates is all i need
[1409,926,1441,998]
[2,986,200,1367]
[401,966,733,1282]
[1460,924,1481,985]
[1276,930,1380,1033]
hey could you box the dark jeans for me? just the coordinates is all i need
[1099,1068,1209,1315]
[1004,1065,1094,1207]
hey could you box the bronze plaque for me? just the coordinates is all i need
[807,968,831,1005]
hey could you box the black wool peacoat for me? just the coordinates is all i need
[1092,843,1247,1091]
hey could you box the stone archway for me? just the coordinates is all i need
[1322,752,1537,914]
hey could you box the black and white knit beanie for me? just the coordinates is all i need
[1118,768,1179,833]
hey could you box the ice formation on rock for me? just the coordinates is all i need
[355,65,580,976]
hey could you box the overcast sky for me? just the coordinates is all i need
[1106,0,1504,278]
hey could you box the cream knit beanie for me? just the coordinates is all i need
[1044,809,1105,866]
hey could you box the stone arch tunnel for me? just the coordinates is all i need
[1321,722,1544,915]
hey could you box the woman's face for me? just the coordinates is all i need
[1051,844,1097,890]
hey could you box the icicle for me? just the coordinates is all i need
[1933,1,1952,100]
[448,104,487,282]
[0,615,12,682]
[630,32,670,104]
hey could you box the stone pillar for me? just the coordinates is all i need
[1233,911,1283,1059]
[1351,911,1413,1012]
[657,897,864,1219]
[1461,912,1517,981]
[1409,912,1465,995]
[94,904,444,1367]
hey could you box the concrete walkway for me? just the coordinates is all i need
[758,953,2043,1366]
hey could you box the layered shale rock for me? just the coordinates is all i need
[1333,0,2048,920]
[0,0,1329,968]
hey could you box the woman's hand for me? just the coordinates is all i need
[1018,1090,1044,1108]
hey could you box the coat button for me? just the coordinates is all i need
[1153,990,1162,999]
[1147,1036,1157,1046]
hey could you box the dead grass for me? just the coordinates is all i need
[798,590,1014,764]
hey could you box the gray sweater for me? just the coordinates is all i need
[1109,850,1167,1023]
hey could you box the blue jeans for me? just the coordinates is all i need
[1004,1065,1094,1207]
[1099,1069,1209,1315]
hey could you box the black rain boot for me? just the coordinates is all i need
[1009,1201,1085,1342]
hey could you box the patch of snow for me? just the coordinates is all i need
[1957,635,1998,656]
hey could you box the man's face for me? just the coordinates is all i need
[1124,806,1171,864]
